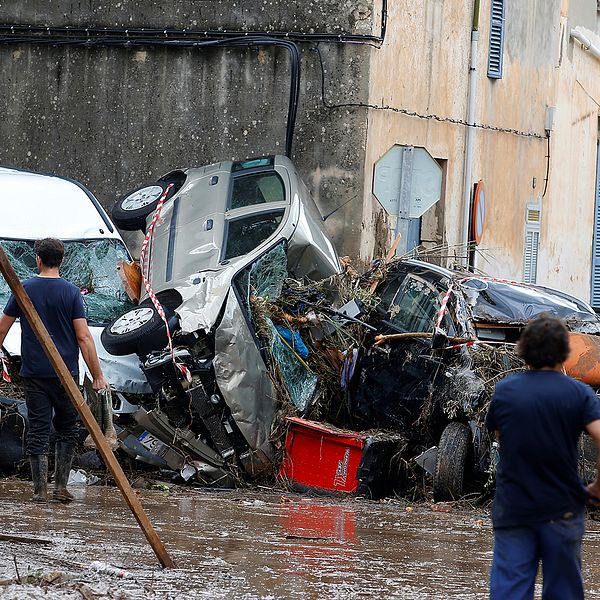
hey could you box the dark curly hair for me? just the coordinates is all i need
[34,238,64,269]
[516,313,570,369]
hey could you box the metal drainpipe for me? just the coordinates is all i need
[571,28,600,62]
[461,0,480,267]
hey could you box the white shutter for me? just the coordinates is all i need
[523,230,539,284]
[523,203,541,284]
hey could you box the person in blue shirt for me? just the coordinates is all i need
[486,313,600,599]
[0,238,108,503]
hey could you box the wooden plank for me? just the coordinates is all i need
[0,533,53,545]
[0,247,175,569]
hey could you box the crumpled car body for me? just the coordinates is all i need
[354,259,600,500]
[103,156,340,484]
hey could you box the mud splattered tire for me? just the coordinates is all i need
[112,171,186,231]
[433,422,472,502]
[101,304,179,357]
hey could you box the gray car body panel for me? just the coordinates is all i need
[213,290,276,457]
[144,156,340,334]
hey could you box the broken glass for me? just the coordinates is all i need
[236,242,288,310]
[0,239,134,325]
[234,243,317,412]
[266,317,317,412]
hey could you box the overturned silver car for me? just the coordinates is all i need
[102,156,340,484]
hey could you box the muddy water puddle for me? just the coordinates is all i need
[1,480,600,598]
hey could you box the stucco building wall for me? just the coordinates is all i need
[362,0,600,302]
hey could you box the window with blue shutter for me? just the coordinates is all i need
[488,0,505,79]
[590,141,600,309]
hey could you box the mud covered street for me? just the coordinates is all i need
[0,481,599,599]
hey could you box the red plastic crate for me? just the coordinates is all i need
[278,416,367,494]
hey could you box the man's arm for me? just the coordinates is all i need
[585,419,600,499]
[0,313,16,351]
[73,318,109,391]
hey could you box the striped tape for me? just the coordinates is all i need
[139,184,191,382]
[435,285,454,329]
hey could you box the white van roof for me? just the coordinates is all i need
[0,167,121,240]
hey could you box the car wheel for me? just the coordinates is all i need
[101,304,179,357]
[112,171,186,231]
[111,182,173,231]
[433,422,472,502]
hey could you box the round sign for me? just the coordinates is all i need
[472,181,486,245]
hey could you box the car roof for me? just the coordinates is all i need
[0,167,120,241]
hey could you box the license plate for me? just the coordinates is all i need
[138,431,168,457]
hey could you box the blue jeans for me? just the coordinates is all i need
[490,512,585,600]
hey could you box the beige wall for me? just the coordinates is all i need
[361,0,470,262]
[362,0,600,303]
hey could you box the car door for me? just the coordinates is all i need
[353,269,448,439]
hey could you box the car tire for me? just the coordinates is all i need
[112,171,186,231]
[433,422,472,502]
[101,304,179,357]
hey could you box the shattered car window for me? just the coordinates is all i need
[234,243,317,411]
[0,239,134,325]
[382,274,441,333]
[224,211,284,260]
[230,173,285,210]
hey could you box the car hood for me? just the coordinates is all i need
[461,278,600,333]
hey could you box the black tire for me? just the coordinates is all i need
[433,422,472,502]
[101,304,179,357]
[0,400,26,471]
[112,171,186,231]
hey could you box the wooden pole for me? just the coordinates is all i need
[369,234,402,294]
[0,247,175,569]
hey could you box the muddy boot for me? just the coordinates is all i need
[29,455,48,503]
[52,442,75,503]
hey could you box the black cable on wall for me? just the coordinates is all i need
[0,2,387,158]
[0,32,301,158]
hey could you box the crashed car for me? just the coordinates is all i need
[354,258,600,500]
[0,166,148,469]
[101,156,340,484]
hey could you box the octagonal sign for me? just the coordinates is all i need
[373,145,443,218]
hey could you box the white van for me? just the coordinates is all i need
[0,167,149,395]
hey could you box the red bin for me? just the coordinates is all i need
[278,417,368,494]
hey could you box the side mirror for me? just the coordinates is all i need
[431,327,448,349]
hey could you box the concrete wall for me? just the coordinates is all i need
[0,0,374,257]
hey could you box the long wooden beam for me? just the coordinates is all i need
[0,246,175,569]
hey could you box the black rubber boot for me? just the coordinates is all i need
[29,454,48,503]
[52,442,75,503]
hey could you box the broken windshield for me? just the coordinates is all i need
[0,239,134,326]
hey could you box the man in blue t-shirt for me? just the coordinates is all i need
[486,314,600,599]
[0,238,108,503]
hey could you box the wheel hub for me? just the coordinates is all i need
[110,307,154,334]
[121,186,164,211]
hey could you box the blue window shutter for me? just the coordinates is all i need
[590,141,600,308]
[488,0,505,79]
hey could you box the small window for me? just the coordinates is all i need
[224,210,284,260]
[487,0,505,79]
[381,274,441,333]
[230,173,285,210]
